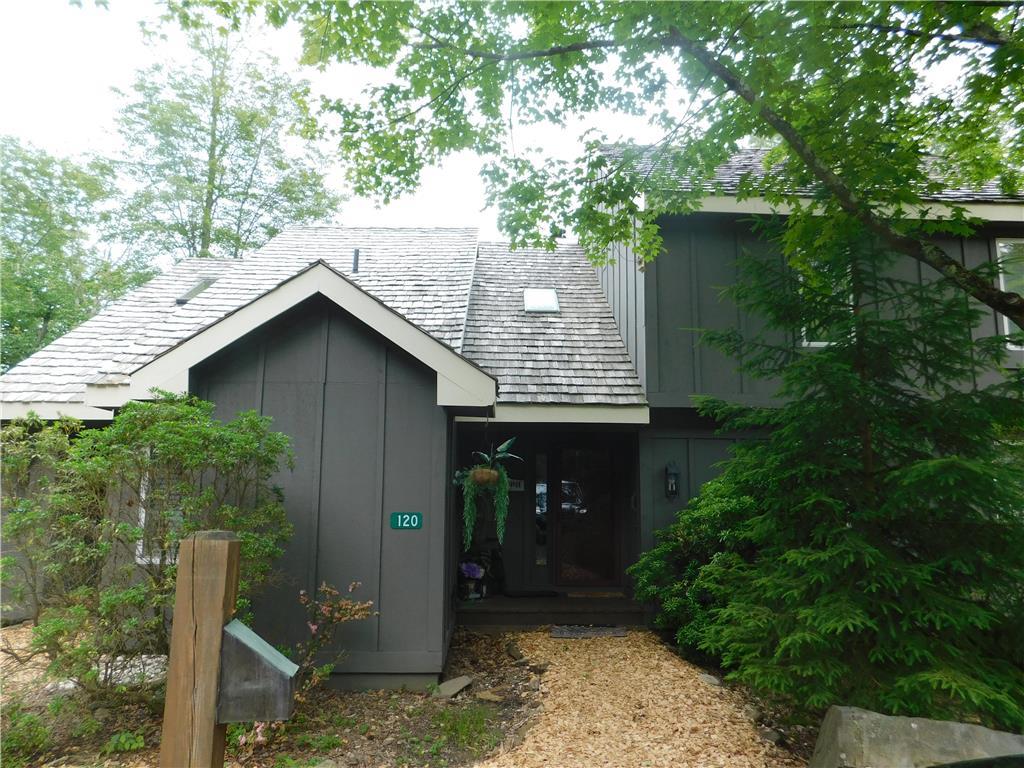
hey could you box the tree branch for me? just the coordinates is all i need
[420,28,1024,329]
[838,22,1008,48]
[661,26,1024,330]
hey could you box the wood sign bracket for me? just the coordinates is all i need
[158,531,298,768]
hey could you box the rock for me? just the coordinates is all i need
[758,726,783,745]
[527,677,541,691]
[432,675,473,699]
[312,761,339,768]
[91,707,111,722]
[512,657,530,666]
[743,704,762,722]
[505,640,525,661]
[475,689,504,703]
[809,705,1024,768]
[697,673,722,687]
[345,757,360,767]
[528,662,549,674]
[42,679,75,695]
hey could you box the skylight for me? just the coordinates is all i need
[175,277,219,305]
[523,288,560,313]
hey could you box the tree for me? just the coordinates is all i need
[0,137,153,370]
[113,28,341,261]
[630,212,1024,729]
[178,1,1024,326]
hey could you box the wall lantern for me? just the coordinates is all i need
[665,461,681,499]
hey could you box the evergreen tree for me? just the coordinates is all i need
[631,213,1024,729]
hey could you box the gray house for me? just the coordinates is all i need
[2,153,1022,688]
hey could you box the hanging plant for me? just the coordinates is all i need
[454,438,521,550]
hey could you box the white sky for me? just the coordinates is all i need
[0,0,663,243]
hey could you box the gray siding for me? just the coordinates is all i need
[638,426,736,552]
[598,232,647,389]
[645,214,1024,407]
[192,295,451,678]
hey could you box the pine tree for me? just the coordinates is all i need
[632,213,1024,729]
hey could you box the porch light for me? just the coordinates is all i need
[665,461,680,499]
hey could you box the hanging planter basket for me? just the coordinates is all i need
[470,467,500,486]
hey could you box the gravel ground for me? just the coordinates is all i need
[479,629,807,768]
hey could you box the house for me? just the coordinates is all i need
[2,153,1022,689]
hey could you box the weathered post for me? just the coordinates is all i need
[159,531,240,768]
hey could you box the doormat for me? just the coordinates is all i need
[566,591,625,599]
[550,625,628,639]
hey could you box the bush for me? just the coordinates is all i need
[629,477,750,657]
[2,393,293,692]
[632,215,1024,730]
[0,700,51,768]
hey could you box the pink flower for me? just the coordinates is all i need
[307,622,319,635]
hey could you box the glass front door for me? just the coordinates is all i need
[553,446,617,586]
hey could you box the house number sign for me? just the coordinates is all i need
[390,512,423,530]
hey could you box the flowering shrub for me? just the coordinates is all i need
[293,582,375,701]
[235,582,374,753]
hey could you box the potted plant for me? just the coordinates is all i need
[458,560,487,600]
[454,437,521,551]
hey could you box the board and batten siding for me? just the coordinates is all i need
[191,294,453,684]
[631,213,1024,408]
[598,235,647,390]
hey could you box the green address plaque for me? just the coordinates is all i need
[390,512,423,530]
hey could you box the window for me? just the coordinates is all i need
[997,239,1024,350]
[798,273,852,348]
[524,288,560,313]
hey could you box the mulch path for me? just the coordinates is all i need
[2,623,809,767]
[479,629,808,768]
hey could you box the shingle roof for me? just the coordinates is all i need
[0,227,646,412]
[464,243,646,405]
[1,227,480,404]
[600,145,1024,204]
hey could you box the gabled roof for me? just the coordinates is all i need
[87,259,497,411]
[0,227,648,422]
[599,145,1024,214]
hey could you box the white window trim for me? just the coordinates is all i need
[996,238,1024,351]
[134,468,157,566]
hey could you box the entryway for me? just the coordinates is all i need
[453,424,641,625]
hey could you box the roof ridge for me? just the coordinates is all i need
[456,241,482,354]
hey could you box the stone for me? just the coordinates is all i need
[91,707,111,722]
[809,706,1024,768]
[475,690,504,703]
[527,677,541,691]
[312,761,339,768]
[528,662,549,674]
[512,657,530,666]
[743,704,762,722]
[432,675,473,699]
[697,673,722,687]
[505,640,525,660]
[758,726,783,745]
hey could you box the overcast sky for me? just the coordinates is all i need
[0,0,667,243]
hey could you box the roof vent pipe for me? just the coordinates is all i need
[352,248,360,273]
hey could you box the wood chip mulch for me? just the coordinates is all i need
[479,629,808,768]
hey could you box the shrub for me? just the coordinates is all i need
[0,414,80,619]
[632,214,1024,730]
[2,393,293,692]
[0,701,51,768]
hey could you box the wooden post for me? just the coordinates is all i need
[159,531,240,768]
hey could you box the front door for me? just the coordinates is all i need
[552,446,618,586]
